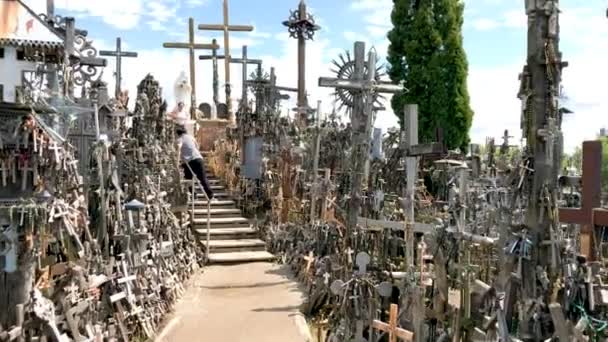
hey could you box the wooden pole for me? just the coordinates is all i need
[404,104,418,270]
[309,100,322,224]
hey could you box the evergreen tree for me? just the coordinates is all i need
[387,0,474,151]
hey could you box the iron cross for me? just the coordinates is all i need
[163,17,219,120]
[244,67,297,112]
[100,37,138,99]
[283,0,321,126]
[199,0,255,124]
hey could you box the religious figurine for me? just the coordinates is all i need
[168,71,192,126]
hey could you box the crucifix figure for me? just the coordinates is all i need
[163,18,219,120]
[559,140,608,260]
[100,37,138,99]
[199,0,254,123]
[283,0,321,126]
[318,42,403,237]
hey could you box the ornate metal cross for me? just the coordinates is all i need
[283,0,321,126]
[163,17,219,120]
[244,67,297,112]
[100,37,138,99]
[199,0,255,123]
[559,140,608,259]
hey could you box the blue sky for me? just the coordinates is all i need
[23,0,608,152]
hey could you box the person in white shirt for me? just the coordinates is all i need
[176,125,215,200]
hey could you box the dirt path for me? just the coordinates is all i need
[156,262,311,342]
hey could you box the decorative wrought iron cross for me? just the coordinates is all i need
[99,37,138,99]
[163,18,219,120]
[244,67,297,112]
[199,0,255,123]
[283,0,321,125]
[559,140,608,259]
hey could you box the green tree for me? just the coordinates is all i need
[600,136,608,194]
[387,0,474,151]
[562,146,582,172]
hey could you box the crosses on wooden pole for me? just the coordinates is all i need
[163,18,219,121]
[199,0,255,124]
[318,41,403,238]
[197,38,222,113]
[559,140,608,260]
[100,37,138,99]
[283,0,321,126]
[372,303,414,342]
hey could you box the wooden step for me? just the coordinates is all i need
[192,208,241,216]
[190,200,235,206]
[197,227,258,240]
[183,179,220,184]
[208,251,275,264]
[203,239,267,253]
[193,217,249,225]
[198,192,230,199]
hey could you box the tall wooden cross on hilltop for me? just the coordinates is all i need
[100,37,138,99]
[199,0,254,124]
[163,18,219,120]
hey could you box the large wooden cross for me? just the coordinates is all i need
[163,18,219,120]
[318,41,403,236]
[372,304,414,342]
[199,0,254,123]
[559,140,608,259]
[100,37,138,99]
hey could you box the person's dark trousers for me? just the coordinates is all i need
[183,158,214,199]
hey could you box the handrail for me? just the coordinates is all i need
[183,161,212,262]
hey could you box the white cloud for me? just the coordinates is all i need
[468,11,525,31]
[184,0,207,7]
[54,0,143,30]
[344,31,358,41]
[471,18,500,30]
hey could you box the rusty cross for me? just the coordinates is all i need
[163,18,219,120]
[372,304,414,342]
[559,140,608,259]
[99,37,138,99]
[199,0,254,123]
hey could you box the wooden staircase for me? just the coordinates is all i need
[189,173,274,264]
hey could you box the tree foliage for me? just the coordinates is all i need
[600,136,608,194]
[387,0,474,151]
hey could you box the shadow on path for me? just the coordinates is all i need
[199,279,291,290]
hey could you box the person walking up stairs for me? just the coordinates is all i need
[183,146,275,264]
